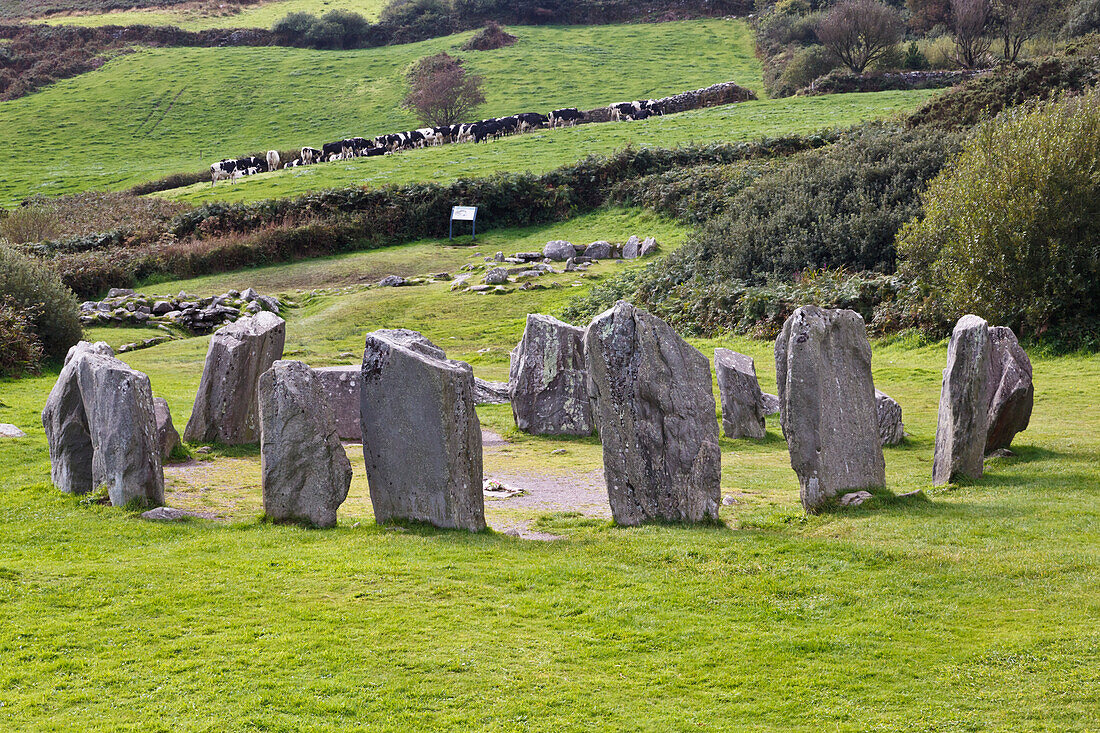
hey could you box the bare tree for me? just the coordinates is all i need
[951,0,994,68]
[402,53,486,127]
[992,0,1046,61]
[816,0,905,74]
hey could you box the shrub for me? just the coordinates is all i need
[816,0,905,72]
[0,206,59,244]
[1062,0,1100,37]
[0,243,82,361]
[774,45,840,96]
[0,296,44,378]
[461,20,517,50]
[903,40,931,69]
[898,90,1100,347]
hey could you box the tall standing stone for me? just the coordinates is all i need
[259,361,352,528]
[875,389,905,446]
[714,348,767,439]
[153,398,181,460]
[933,314,992,485]
[775,306,885,513]
[985,326,1033,453]
[585,301,721,526]
[183,312,285,444]
[509,314,593,436]
[42,346,95,495]
[360,329,484,532]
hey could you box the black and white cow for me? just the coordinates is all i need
[549,108,584,127]
[516,112,548,131]
[321,141,346,162]
[211,158,237,185]
[301,147,321,165]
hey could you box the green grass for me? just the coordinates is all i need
[0,209,1098,729]
[37,0,388,29]
[0,19,762,206]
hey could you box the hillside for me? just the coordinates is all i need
[34,0,388,29]
[0,19,762,205]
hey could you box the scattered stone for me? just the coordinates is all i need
[433,272,452,281]
[760,392,781,416]
[622,235,641,259]
[775,306,885,514]
[194,446,213,454]
[483,479,526,499]
[550,448,567,455]
[933,314,992,486]
[474,378,511,405]
[585,301,721,525]
[875,389,905,446]
[514,252,542,262]
[509,313,593,436]
[0,424,26,438]
[986,326,1033,453]
[721,494,738,506]
[565,258,577,272]
[259,360,352,528]
[543,240,576,261]
[839,490,874,507]
[714,348,766,439]
[494,251,504,262]
[484,267,508,285]
[640,237,659,257]
[378,275,407,287]
[583,241,612,260]
[466,284,494,292]
[985,447,1014,460]
[153,398,180,460]
[312,366,362,440]
[78,289,282,334]
[450,274,473,291]
[897,489,924,499]
[107,288,134,298]
[360,329,485,531]
[183,312,286,445]
[141,506,202,522]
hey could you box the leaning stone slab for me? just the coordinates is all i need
[312,365,362,441]
[585,301,720,525]
[875,389,905,446]
[933,314,992,485]
[153,397,180,460]
[509,314,593,436]
[360,329,484,531]
[986,326,1033,453]
[775,306,885,513]
[259,361,352,528]
[183,312,285,445]
[714,348,766,439]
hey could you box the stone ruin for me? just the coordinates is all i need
[360,329,485,532]
[79,287,281,335]
[775,306,885,513]
[509,314,593,436]
[585,301,721,525]
[714,348,767,439]
[41,341,163,507]
[259,360,352,528]
[183,312,286,445]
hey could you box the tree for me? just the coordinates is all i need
[815,0,904,74]
[951,0,994,68]
[992,0,1046,61]
[402,53,486,127]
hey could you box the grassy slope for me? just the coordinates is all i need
[36,0,388,29]
[0,208,1098,729]
[0,20,761,205]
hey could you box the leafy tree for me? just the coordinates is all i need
[402,52,486,126]
[992,0,1047,60]
[951,0,994,68]
[815,0,905,73]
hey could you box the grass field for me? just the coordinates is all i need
[36,0,388,29]
[0,20,763,206]
[0,208,1097,729]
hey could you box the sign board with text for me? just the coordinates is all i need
[449,206,479,240]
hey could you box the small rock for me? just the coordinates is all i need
[0,424,27,438]
[721,494,738,506]
[897,489,924,498]
[839,491,874,507]
[565,258,577,272]
[550,448,566,455]
[141,506,198,522]
[985,448,1014,460]
[484,268,508,285]
[107,288,134,298]
[494,252,504,262]
[241,288,259,301]
[639,237,659,257]
[194,446,213,454]
[379,275,406,287]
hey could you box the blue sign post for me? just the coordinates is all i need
[449,205,478,241]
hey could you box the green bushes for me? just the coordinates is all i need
[0,296,43,378]
[0,243,81,362]
[899,90,1100,347]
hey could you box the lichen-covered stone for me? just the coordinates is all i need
[543,240,576,261]
[714,348,766,439]
[986,326,1033,453]
[312,365,362,441]
[509,314,593,436]
[933,314,992,485]
[153,398,180,460]
[875,389,905,446]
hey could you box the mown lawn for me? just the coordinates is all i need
[0,19,761,205]
[37,0,388,29]
[0,209,1098,730]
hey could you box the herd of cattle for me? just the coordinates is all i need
[209,101,655,185]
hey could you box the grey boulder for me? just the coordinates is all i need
[312,365,362,441]
[259,360,352,528]
[714,348,766,439]
[986,326,1033,453]
[484,267,508,285]
[640,237,659,257]
[760,392,781,416]
[775,307,885,513]
[583,241,612,260]
[585,301,720,525]
[543,240,576,261]
[183,312,285,445]
[360,329,484,531]
[153,398,181,460]
[933,314,992,485]
[509,314,593,436]
[474,378,511,405]
[876,389,905,446]
[622,235,642,259]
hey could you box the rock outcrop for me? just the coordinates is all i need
[875,389,905,446]
[509,314,593,436]
[585,302,720,525]
[985,326,1033,453]
[360,329,485,531]
[259,360,352,528]
[933,314,992,485]
[714,348,767,439]
[183,312,286,445]
[775,307,885,513]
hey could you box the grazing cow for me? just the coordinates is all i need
[321,141,345,162]
[363,146,386,156]
[211,158,237,186]
[495,116,520,137]
[286,159,303,168]
[266,150,280,171]
[301,147,321,165]
[549,108,583,127]
[516,112,548,131]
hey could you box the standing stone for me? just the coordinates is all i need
[183,312,285,444]
[259,361,352,528]
[360,329,484,531]
[986,326,1033,453]
[585,301,720,525]
[875,389,905,446]
[312,366,362,441]
[42,348,95,495]
[153,398,181,460]
[639,237,659,257]
[714,348,767,439]
[933,314,992,485]
[509,314,593,436]
[622,236,642,259]
[775,306,885,513]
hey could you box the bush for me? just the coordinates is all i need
[271,10,371,48]
[0,243,82,361]
[1062,0,1100,37]
[0,206,59,244]
[773,45,839,96]
[461,20,517,50]
[898,90,1100,347]
[0,296,44,378]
